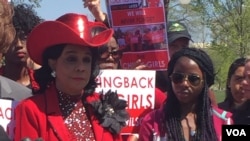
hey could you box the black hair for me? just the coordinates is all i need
[13,3,44,39]
[33,44,100,98]
[223,57,246,110]
[91,26,122,69]
[155,70,168,92]
[164,48,217,141]
[91,26,118,42]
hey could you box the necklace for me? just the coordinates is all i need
[57,89,83,118]
[182,115,197,140]
[190,129,196,136]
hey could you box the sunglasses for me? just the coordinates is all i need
[99,47,121,60]
[170,72,203,86]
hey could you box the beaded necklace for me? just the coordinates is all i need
[57,89,95,140]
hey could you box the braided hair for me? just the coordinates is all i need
[164,48,217,141]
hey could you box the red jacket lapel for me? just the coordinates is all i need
[45,85,73,141]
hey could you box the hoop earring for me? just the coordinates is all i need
[51,71,56,78]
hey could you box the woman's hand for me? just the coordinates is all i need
[83,0,106,22]
[129,59,147,70]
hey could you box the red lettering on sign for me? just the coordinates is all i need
[126,116,144,127]
[124,94,153,109]
[97,76,154,89]
[5,108,12,120]
[0,107,14,120]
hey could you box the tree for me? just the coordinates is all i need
[195,0,250,89]
[166,0,250,90]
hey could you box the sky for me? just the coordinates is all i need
[35,0,107,21]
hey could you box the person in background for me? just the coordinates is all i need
[242,58,250,99]
[167,21,192,58]
[0,0,32,101]
[98,36,122,69]
[218,57,246,112]
[155,20,192,93]
[0,3,43,93]
[156,21,218,107]
[84,0,146,70]
[139,48,232,141]
[232,58,250,124]
[92,25,166,111]
[130,30,142,52]
[0,0,32,140]
[90,18,166,141]
[84,1,166,141]
[14,13,129,141]
[91,26,122,69]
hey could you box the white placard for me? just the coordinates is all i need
[95,69,156,133]
[0,99,19,140]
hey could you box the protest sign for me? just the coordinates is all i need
[106,0,169,70]
[95,69,156,133]
[0,99,19,140]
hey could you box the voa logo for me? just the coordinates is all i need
[226,129,246,136]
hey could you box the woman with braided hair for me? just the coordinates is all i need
[139,48,232,141]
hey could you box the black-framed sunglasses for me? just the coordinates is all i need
[170,72,203,86]
[99,46,121,60]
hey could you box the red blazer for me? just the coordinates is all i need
[14,84,121,141]
[139,106,233,141]
[121,88,166,141]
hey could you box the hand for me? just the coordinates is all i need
[82,0,106,22]
[127,134,139,141]
[130,59,147,70]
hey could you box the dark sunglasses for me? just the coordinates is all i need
[170,72,203,86]
[99,47,121,60]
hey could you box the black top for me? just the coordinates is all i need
[0,125,10,141]
[232,100,250,125]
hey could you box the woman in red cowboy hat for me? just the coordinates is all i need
[14,13,129,141]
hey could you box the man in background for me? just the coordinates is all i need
[167,21,192,58]
[156,20,192,92]
[156,20,217,107]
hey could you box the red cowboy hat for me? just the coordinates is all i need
[27,13,114,65]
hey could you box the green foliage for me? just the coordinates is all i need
[167,0,250,91]
[214,90,225,103]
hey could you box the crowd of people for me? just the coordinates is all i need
[0,0,250,141]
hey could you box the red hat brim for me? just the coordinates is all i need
[27,20,113,65]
